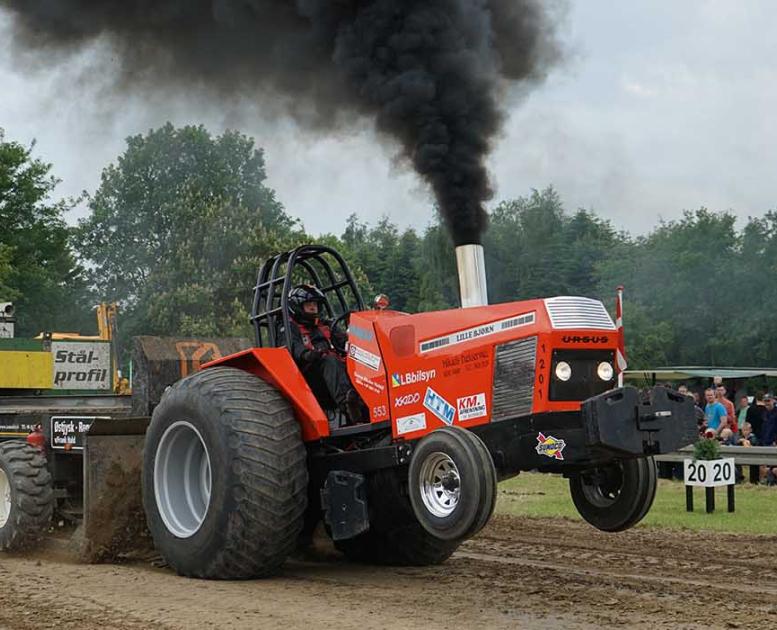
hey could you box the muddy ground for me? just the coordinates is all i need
[1,513,775,630]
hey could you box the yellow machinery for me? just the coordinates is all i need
[0,303,128,393]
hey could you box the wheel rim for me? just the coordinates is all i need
[579,463,624,508]
[0,468,10,528]
[418,451,461,518]
[154,421,212,538]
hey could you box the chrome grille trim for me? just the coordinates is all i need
[543,296,616,330]
[492,336,537,421]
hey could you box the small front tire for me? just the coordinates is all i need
[569,456,657,532]
[408,427,497,541]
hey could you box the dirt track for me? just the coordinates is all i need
[1,514,776,630]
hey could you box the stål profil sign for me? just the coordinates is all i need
[51,341,111,390]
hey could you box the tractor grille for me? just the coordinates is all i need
[492,336,537,421]
[544,296,616,330]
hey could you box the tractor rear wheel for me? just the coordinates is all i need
[408,427,497,541]
[0,441,54,551]
[569,456,657,532]
[333,469,460,565]
[142,367,308,579]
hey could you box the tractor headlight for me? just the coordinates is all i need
[597,361,614,381]
[555,361,572,382]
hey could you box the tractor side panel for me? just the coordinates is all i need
[369,302,547,441]
[346,313,389,423]
[202,348,330,441]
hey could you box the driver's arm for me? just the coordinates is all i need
[288,321,320,366]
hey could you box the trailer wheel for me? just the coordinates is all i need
[0,441,54,551]
[142,367,308,579]
[569,456,657,533]
[333,469,460,565]
[408,427,497,541]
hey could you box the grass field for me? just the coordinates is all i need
[497,472,777,535]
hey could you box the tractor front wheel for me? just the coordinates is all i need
[0,441,54,551]
[408,427,497,541]
[569,456,657,532]
[142,367,308,579]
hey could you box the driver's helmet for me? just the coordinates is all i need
[288,284,326,325]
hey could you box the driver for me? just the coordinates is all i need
[286,285,363,425]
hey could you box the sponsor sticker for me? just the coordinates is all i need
[394,392,421,407]
[419,312,536,353]
[396,412,427,435]
[52,341,111,390]
[0,421,36,437]
[424,387,456,426]
[354,372,385,394]
[391,369,436,388]
[535,433,566,460]
[348,344,382,371]
[50,416,105,451]
[457,393,488,420]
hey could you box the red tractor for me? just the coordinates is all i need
[142,245,695,578]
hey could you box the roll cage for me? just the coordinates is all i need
[250,245,365,349]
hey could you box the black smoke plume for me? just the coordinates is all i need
[1,0,562,245]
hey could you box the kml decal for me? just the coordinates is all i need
[457,393,487,420]
[535,433,566,460]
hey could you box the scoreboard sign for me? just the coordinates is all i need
[683,458,735,488]
[51,341,111,390]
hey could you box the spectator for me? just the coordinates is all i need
[737,422,758,447]
[678,384,689,396]
[736,394,750,436]
[747,392,766,438]
[719,427,736,445]
[687,392,706,434]
[761,395,777,446]
[703,387,728,437]
[716,385,738,434]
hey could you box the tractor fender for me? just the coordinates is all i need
[202,348,330,441]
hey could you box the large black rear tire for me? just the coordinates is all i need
[142,367,308,579]
[334,469,460,566]
[0,441,54,551]
[569,456,657,532]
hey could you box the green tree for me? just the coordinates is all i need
[77,123,304,338]
[0,130,90,336]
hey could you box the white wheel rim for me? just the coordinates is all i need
[154,421,212,538]
[0,468,11,529]
[419,452,461,518]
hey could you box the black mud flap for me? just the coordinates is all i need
[321,470,369,541]
[582,386,696,457]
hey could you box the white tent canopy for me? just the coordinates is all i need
[625,367,777,382]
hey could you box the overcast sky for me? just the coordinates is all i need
[2,1,775,236]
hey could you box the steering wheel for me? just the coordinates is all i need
[329,311,351,356]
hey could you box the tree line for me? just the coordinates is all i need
[2,123,776,369]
